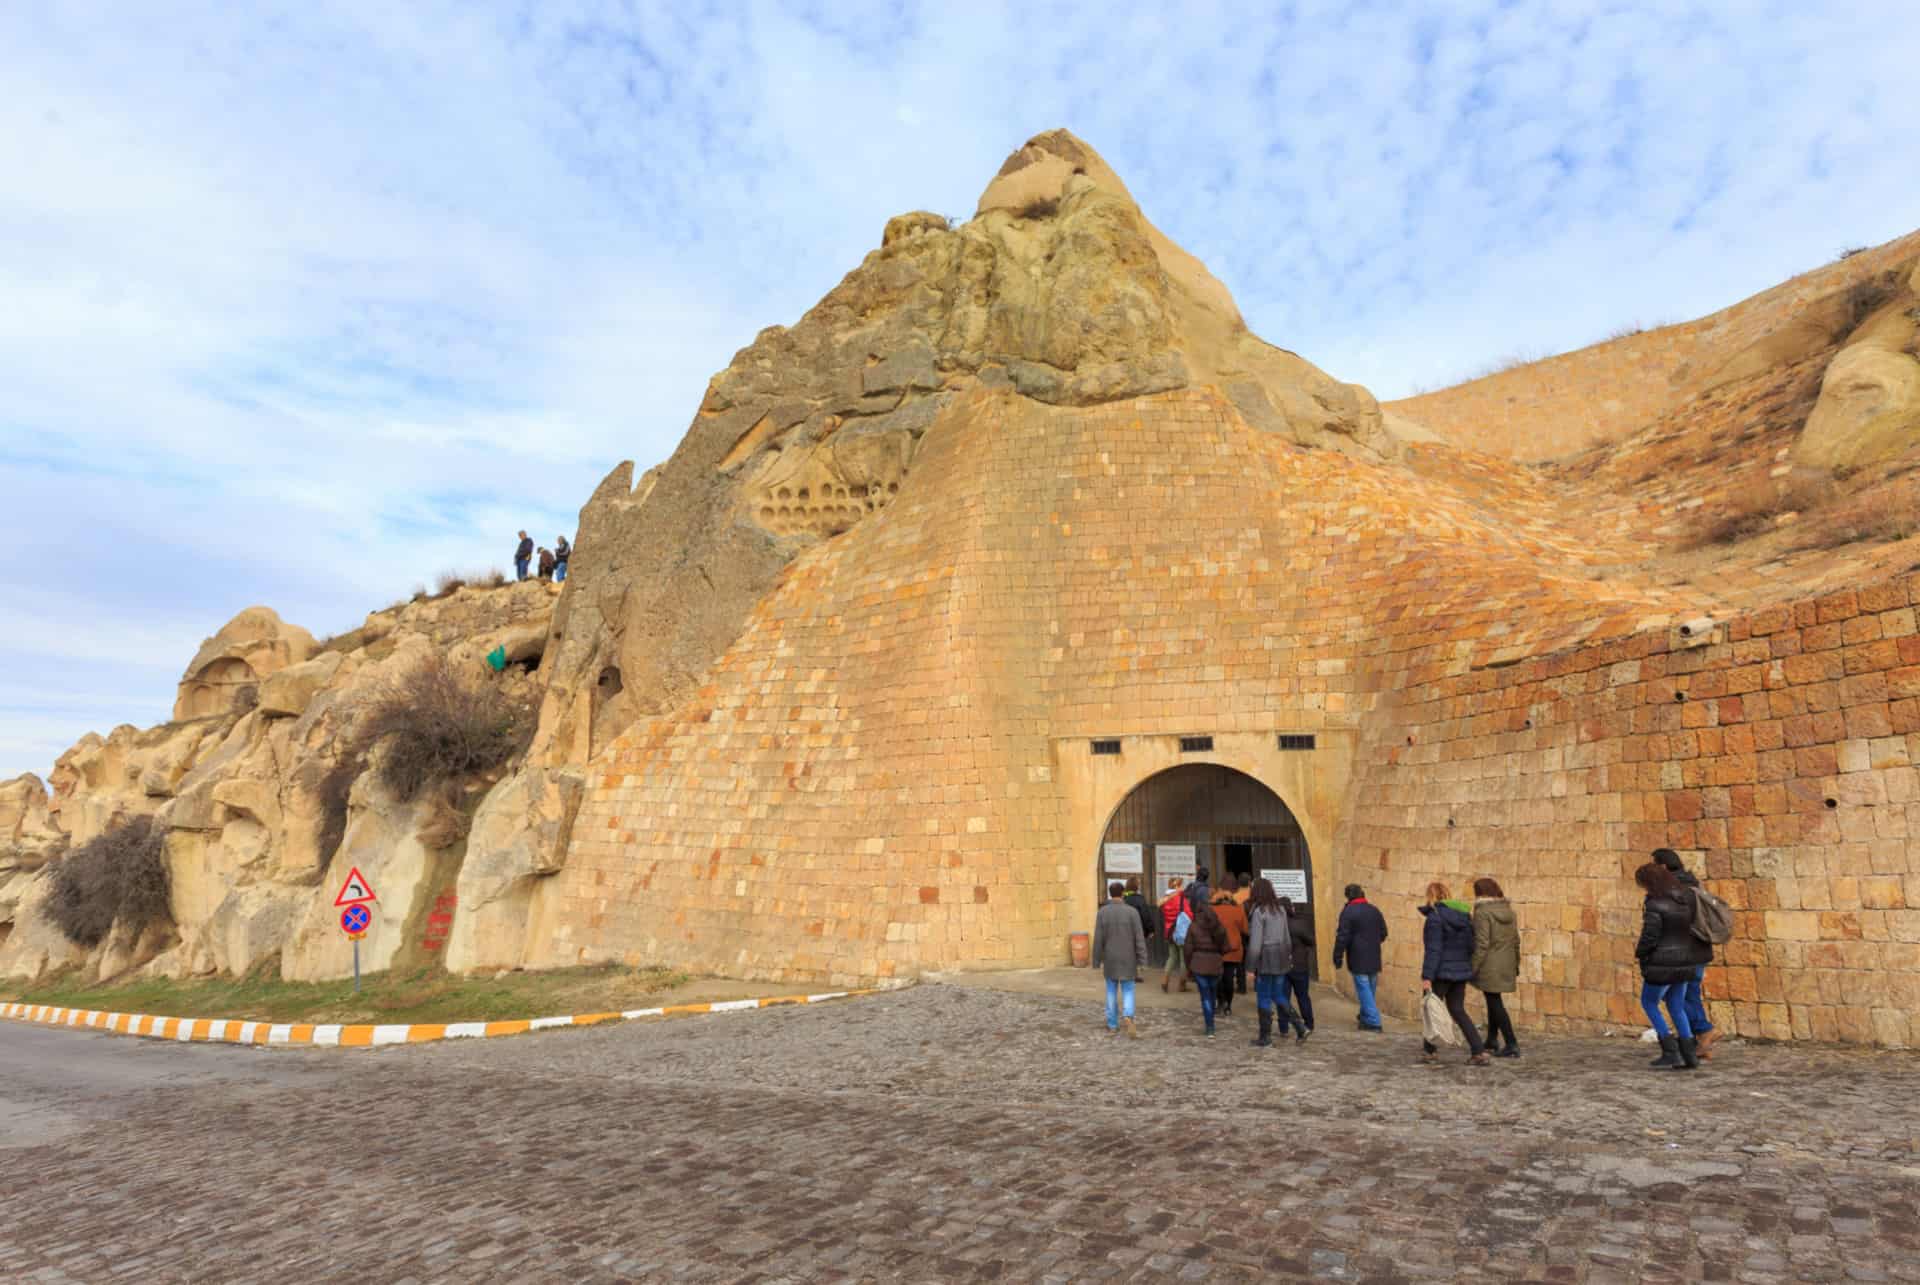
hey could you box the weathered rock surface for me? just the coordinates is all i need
[442,766,583,974]
[1793,261,1920,472]
[0,580,557,984]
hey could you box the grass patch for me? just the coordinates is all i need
[1689,474,1837,547]
[0,963,703,1027]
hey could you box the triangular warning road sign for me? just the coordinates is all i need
[333,866,378,906]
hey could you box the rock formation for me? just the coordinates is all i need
[6,131,1920,1048]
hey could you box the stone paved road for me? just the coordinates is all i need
[2,983,1918,1283]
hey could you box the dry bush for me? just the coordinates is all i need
[232,683,259,715]
[1814,487,1919,548]
[479,568,508,589]
[1692,474,1837,547]
[1468,349,1548,381]
[45,816,173,948]
[1845,275,1900,327]
[1015,195,1060,220]
[1606,322,1647,341]
[355,654,533,803]
[433,570,468,598]
[1835,246,1868,261]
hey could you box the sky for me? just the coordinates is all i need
[2,1,1916,781]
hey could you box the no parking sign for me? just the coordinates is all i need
[340,903,371,939]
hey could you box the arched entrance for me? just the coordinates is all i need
[1096,764,1315,971]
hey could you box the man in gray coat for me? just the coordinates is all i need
[1091,880,1149,1037]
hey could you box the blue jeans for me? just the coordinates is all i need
[1195,975,1218,1030]
[554,559,567,583]
[1641,981,1693,1040]
[1683,965,1712,1034]
[1351,973,1382,1028]
[1255,972,1288,1016]
[1104,978,1135,1030]
[515,556,530,581]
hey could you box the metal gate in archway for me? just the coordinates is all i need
[1094,764,1315,972]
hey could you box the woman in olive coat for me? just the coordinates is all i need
[1470,877,1521,1058]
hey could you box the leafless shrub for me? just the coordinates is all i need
[355,654,533,803]
[1015,195,1060,220]
[1467,349,1548,381]
[478,568,508,589]
[1691,474,1838,547]
[1835,246,1868,261]
[1814,487,1919,548]
[1845,275,1899,327]
[44,816,172,948]
[433,571,468,598]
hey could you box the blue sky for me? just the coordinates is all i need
[2,2,1916,780]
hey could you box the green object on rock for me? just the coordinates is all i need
[485,645,507,673]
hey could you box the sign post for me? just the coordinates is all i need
[334,868,378,995]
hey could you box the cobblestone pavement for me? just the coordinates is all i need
[2,982,1918,1283]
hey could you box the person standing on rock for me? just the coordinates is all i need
[537,546,557,580]
[1181,884,1227,1037]
[514,530,534,581]
[1419,882,1489,1066]
[1333,884,1388,1033]
[1279,895,1316,1034]
[1653,847,1718,1059]
[1210,876,1248,1017]
[1160,877,1188,993]
[1635,860,1710,1072]
[1470,878,1521,1058]
[1245,877,1308,1047]
[1092,881,1148,1038]
[554,534,571,583]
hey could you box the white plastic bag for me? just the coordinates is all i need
[1422,991,1462,1046]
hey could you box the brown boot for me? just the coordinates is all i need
[1178,975,1190,993]
[1121,1017,1139,1039]
[1161,973,1171,993]
[1696,1028,1720,1060]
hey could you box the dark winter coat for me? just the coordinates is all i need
[1183,905,1226,977]
[1332,898,1389,975]
[1636,891,1713,984]
[555,536,571,563]
[516,536,533,562]
[1286,910,1315,977]
[537,549,557,578]
[1245,905,1294,976]
[1123,892,1156,942]
[1091,899,1149,982]
[1470,898,1520,994]
[1419,900,1475,982]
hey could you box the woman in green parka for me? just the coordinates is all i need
[1470,876,1521,1058]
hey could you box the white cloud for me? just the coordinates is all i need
[1,0,1916,777]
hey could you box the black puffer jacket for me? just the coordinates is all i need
[1637,891,1712,984]
[1418,901,1475,982]
[1287,910,1315,977]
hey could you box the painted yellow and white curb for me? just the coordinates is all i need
[0,989,879,1049]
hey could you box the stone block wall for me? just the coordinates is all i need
[1349,576,1920,1045]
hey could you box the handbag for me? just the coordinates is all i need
[1173,911,1191,945]
[1422,990,1462,1046]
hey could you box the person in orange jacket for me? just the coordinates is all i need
[1211,875,1249,1017]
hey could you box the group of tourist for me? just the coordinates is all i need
[514,530,572,583]
[1091,847,1726,1072]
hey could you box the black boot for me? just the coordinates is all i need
[1648,1036,1679,1069]
[1289,1008,1309,1042]
[1672,1037,1699,1071]
[1250,1009,1272,1048]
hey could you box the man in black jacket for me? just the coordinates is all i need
[1653,847,1719,1058]
[1332,883,1389,1032]
[514,530,534,581]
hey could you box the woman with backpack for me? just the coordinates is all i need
[1181,884,1228,1037]
[1470,877,1521,1058]
[1635,860,1712,1071]
[1419,881,1489,1066]
[1278,895,1316,1034]
[1653,847,1722,1059]
[1245,878,1309,1047]
[1160,877,1188,993]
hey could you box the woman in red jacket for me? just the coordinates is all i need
[1159,877,1188,993]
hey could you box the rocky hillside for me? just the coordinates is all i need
[0,581,557,984]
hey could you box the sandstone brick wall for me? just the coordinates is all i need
[1386,230,1920,462]
[538,385,1919,1044]
[1349,576,1920,1045]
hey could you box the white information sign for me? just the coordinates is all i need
[1261,868,1309,901]
[1156,844,1197,878]
[1102,842,1144,874]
